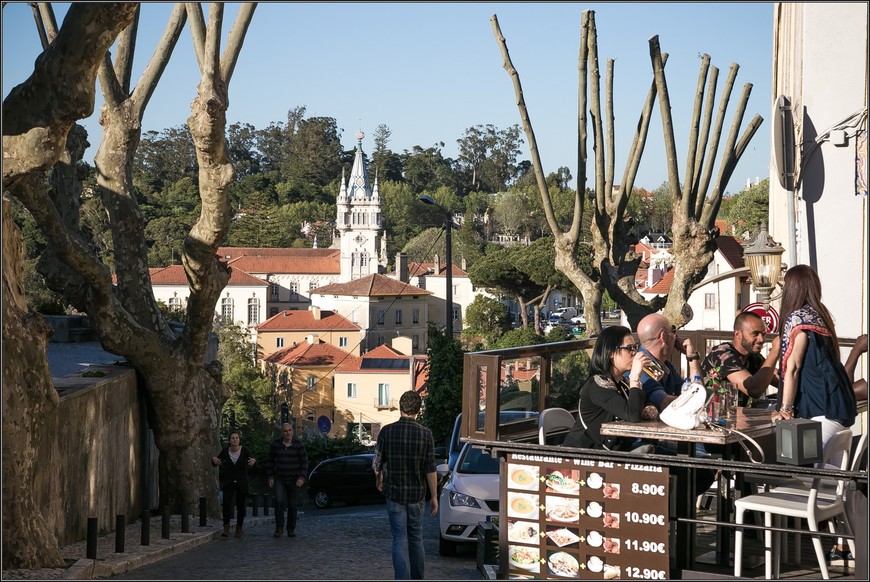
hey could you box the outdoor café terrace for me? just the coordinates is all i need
[458,331,867,580]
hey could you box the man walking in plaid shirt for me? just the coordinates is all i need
[373,390,438,579]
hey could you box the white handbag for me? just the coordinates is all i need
[660,383,710,430]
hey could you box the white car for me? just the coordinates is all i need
[570,314,586,324]
[436,442,500,555]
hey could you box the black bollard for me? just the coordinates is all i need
[199,497,207,527]
[181,500,189,533]
[161,506,170,539]
[86,517,97,559]
[251,494,258,517]
[115,515,125,553]
[141,510,150,546]
[263,493,269,516]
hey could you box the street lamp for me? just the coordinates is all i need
[742,222,785,308]
[419,195,453,337]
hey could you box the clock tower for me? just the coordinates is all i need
[336,130,382,280]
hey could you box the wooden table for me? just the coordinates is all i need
[601,408,777,571]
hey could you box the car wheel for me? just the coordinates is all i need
[439,534,457,556]
[313,489,332,509]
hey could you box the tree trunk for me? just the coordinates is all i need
[2,198,65,569]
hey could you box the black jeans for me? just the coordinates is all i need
[221,481,247,526]
[274,479,298,531]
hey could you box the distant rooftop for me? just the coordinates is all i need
[46,342,125,379]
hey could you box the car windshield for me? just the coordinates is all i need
[457,445,499,475]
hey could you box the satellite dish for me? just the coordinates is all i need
[773,95,795,190]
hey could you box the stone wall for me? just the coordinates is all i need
[35,365,158,546]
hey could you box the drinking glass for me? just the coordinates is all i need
[724,382,738,422]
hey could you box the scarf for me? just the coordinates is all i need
[779,304,832,377]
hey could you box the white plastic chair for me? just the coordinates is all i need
[538,407,576,445]
[733,429,854,579]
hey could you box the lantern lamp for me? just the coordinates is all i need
[776,418,823,466]
[742,223,785,308]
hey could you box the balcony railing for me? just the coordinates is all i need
[374,398,397,411]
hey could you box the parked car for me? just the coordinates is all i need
[306,454,383,509]
[446,410,539,471]
[549,307,578,322]
[436,442,500,555]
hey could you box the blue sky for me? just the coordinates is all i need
[3,2,773,193]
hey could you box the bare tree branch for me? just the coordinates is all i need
[220,2,257,86]
[113,5,140,95]
[605,59,615,207]
[681,53,710,212]
[691,66,718,217]
[186,2,206,71]
[696,63,739,201]
[649,35,681,206]
[204,2,223,80]
[131,2,187,114]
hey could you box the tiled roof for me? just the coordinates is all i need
[312,274,431,297]
[647,268,675,294]
[336,344,410,373]
[257,309,359,332]
[264,340,357,368]
[217,247,339,260]
[226,254,339,275]
[148,264,267,286]
[715,235,745,269]
[404,262,468,278]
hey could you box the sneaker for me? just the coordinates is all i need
[829,548,853,566]
[273,528,283,538]
[287,529,296,537]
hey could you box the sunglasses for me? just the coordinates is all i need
[616,344,639,353]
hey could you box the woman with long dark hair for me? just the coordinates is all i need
[776,265,857,449]
[562,325,655,450]
[212,430,256,538]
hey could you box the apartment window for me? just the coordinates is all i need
[378,383,390,407]
[453,284,459,296]
[413,334,419,349]
[347,382,357,398]
[168,296,182,311]
[309,281,317,291]
[704,293,716,310]
[247,298,259,325]
[395,309,402,325]
[412,308,420,324]
[452,307,459,322]
[308,376,317,391]
[351,309,358,324]
[276,337,285,348]
[377,310,385,326]
[339,336,348,348]
[378,336,385,346]
[221,297,233,323]
[361,253,368,267]
[270,282,279,299]
[306,410,315,422]
[290,282,299,301]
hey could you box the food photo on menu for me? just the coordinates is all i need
[585,529,603,548]
[509,545,541,573]
[545,526,581,548]
[603,537,620,554]
[585,471,604,489]
[547,550,580,577]
[586,500,604,518]
[602,512,620,529]
[602,482,620,499]
[508,520,540,544]
[508,492,540,519]
[545,496,580,523]
[508,463,540,491]
[544,469,580,494]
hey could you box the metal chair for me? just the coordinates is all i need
[733,429,854,579]
[538,407,576,445]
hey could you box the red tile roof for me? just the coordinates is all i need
[257,309,359,332]
[404,261,468,278]
[336,344,413,373]
[714,235,745,269]
[647,268,675,294]
[226,255,339,275]
[264,340,357,368]
[313,274,431,297]
[217,247,339,260]
[148,264,267,286]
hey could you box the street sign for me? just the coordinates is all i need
[742,302,780,334]
[317,415,332,435]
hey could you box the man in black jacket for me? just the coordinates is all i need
[266,422,308,537]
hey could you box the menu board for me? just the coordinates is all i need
[504,453,669,579]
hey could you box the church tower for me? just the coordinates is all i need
[336,130,382,280]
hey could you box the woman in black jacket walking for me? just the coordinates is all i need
[212,430,256,538]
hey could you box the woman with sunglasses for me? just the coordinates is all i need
[563,325,657,451]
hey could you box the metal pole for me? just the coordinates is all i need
[86,517,97,559]
[445,211,453,337]
[141,510,150,546]
[199,497,207,527]
[161,506,170,539]
[115,515,125,553]
[181,500,189,533]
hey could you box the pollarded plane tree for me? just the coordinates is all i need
[4,2,257,551]
[2,4,140,569]
[491,10,761,333]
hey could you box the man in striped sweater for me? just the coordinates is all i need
[266,422,308,537]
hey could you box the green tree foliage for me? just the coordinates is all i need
[297,433,369,475]
[133,126,198,196]
[456,123,524,193]
[419,323,464,448]
[548,350,591,410]
[493,327,544,349]
[401,143,455,194]
[464,294,511,336]
[722,178,769,236]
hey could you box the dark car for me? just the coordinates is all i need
[306,454,383,509]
